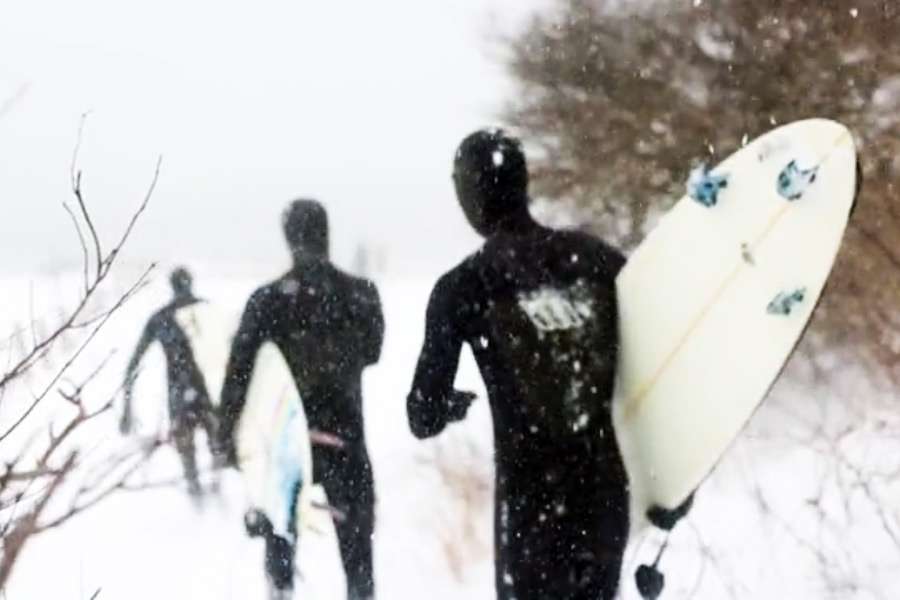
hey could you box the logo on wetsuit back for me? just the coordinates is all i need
[517,286,594,333]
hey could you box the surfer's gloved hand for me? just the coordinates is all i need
[646,491,695,531]
[446,390,477,423]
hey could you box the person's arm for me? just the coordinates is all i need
[406,273,474,439]
[357,279,385,367]
[605,242,628,278]
[120,316,158,434]
[218,290,269,464]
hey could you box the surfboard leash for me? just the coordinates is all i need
[635,533,669,600]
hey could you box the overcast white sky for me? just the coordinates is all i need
[0,0,543,279]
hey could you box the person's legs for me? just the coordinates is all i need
[494,445,630,600]
[198,398,221,458]
[171,415,202,498]
[314,444,376,599]
[169,383,204,498]
[495,498,628,600]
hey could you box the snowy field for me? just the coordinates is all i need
[1,263,899,599]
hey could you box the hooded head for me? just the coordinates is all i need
[169,266,193,300]
[282,198,329,261]
[452,128,531,237]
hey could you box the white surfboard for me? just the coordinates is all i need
[173,302,324,536]
[172,301,232,410]
[612,118,858,527]
[236,341,317,538]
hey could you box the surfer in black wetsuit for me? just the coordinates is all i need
[121,266,220,501]
[406,128,692,600]
[218,199,384,599]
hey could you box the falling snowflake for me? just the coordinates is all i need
[573,413,589,431]
[850,8,858,17]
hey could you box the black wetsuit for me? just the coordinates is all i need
[407,223,630,600]
[219,257,384,599]
[124,296,219,490]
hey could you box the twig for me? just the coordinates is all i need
[68,277,153,331]
[0,266,153,444]
[0,468,65,484]
[36,438,164,533]
[69,112,93,291]
[62,202,90,297]
[0,453,75,589]
[0,232,147,392]
[72,171,103,283]
[104,156,162,274]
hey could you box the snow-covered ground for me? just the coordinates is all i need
[1,263,898,599]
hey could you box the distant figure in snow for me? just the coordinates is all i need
[121,266,221,502]
[405,128,691,600]
[218,198,385,599]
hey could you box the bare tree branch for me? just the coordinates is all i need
[0,117,164,590]
[72,170,103,284]
[105,156,162,274]
[62,201,90,297]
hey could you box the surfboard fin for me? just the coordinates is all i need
[777,159,819,200]
[767,288,807,316]
[687,164,728,208]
